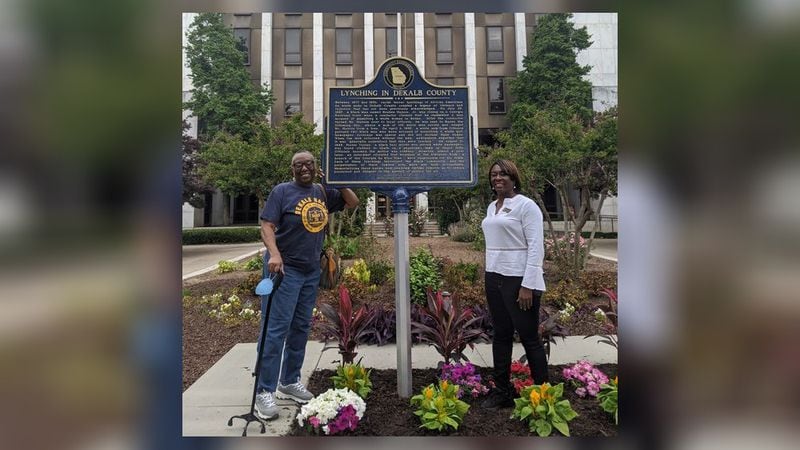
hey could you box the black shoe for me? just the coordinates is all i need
[480,388,515,409]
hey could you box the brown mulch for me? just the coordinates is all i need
[182,236,617,391]
[289,364,617,437]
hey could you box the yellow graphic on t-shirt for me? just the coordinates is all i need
[295,197,328,233]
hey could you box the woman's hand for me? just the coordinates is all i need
[517,286,533,311]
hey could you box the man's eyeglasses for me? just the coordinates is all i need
[292,161,315,170]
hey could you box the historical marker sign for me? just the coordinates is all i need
[323,57,476,190]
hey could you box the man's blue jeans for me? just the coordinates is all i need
[257,264,320,393]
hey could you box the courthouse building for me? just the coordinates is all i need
[182,12,618,229]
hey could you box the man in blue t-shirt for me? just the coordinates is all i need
[254,151,359,421]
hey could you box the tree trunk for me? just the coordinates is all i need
[530,181,562,263]
[582,191,608,268]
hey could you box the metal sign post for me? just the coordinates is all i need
[391,188,412,398]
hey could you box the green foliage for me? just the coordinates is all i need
[409,248,442,305]
[410,380,470,431]
[217,260,237,274]
[408,207,429,237]
[343,259,370,284]
[597,377,618,424]
[330,363,373,399]
[499,13,617,278]
[464,208,486,251]
[510,13,593,123]
[182,120,212,207]
[441,259,480,292]
[411,290,489,364]
[543,280,588,308]
[182,227,261,245]
[366,260,394,286]
[429,188,473,234]
[242,255,264,271]
[184,13,273,139]
[512,383,578,436]
[325,235,359,259]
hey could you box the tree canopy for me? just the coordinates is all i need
[184,13,273,139]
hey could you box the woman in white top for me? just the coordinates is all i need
[480,159,549,409]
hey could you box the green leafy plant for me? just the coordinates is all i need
[441,259,480,291]
[366,260,393,286]
[408,207,428,237]
[411,290,489,364]
[410,380,470,431]
[409,248,442,305]
[318,285,378,364]
[512,383,578,436]
[330,362,373,399]
[217,260,237,274]
[242,255,264,271]
[343,259,370,284]
[325,235,359,259]
[597,376,618,424]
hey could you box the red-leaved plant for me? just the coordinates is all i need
[318,285,377,364]
[411,289,489,365]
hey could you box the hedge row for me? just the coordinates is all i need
[580,231,617,239]
[182,227,261,245]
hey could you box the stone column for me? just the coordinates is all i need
[261,13,273,123]
[465,13,478,148]
[514,12,527,72]
[364,13,374,80]
[313,13,323,133]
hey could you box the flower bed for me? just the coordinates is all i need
[288,364,618,437]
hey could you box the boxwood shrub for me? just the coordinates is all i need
[182,227,261,245]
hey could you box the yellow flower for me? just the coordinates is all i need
[424,387,434,400]
[441,380,449,391]
[540,383,550,400]
[529,389,541,406]
[347,366,354,377]
[613,376,618,385]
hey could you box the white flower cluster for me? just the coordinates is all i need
[594,308,607,321]
[558,303,575,321]
[296,388,366,430]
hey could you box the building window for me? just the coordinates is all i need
[436,27,452,63]
[336,28,353,64]
[285,13,302,27]
[336,79,353,86]
[285,79,301,116]
[233,28,251,65]
[488,77,506,114]
[285,28,301,65]
[486,26,503,63]
[437,78,454,86]
[386,27,398,57]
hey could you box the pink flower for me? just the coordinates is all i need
[576,387,587,397]
[309,416,321,428]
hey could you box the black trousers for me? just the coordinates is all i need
[485,271,549,391]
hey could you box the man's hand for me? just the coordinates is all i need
[267,253,284,274]
[517,286,533,311]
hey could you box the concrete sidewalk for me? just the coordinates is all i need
[589,238,617,262]
[182,243,265,280]
[182,337,617,437]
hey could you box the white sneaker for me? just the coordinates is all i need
[276,380,314,403]
[254,390,278,420]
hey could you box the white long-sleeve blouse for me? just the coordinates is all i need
[481,194,546,291]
